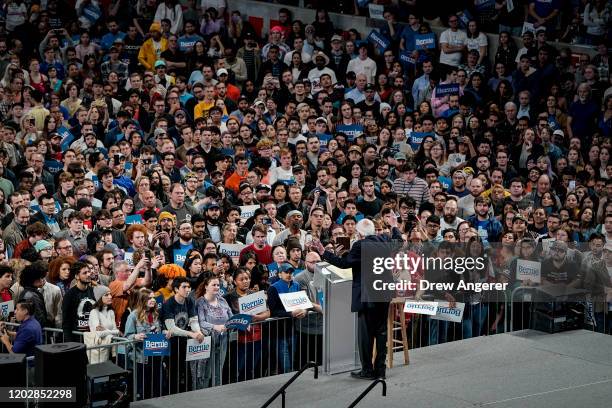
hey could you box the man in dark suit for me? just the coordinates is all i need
[311,217,402,379]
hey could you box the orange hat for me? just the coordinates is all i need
[158,264,187,279]
[149,22,162,33]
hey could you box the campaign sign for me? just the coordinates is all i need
[125,214,144,225]
[541,238,555,254]
[279,290,314,312]
[143,333,170,356]
[458,10,473,29]
[368,3,385,20]
[225,314,253,331]
[399,50,416,68]
[124,251,134,267]
[185,337,211,361]
[0,301,14,318]
[240,205,260,224]
[58,126,75,151]
[431,301,465,323]
[367,30,390,52]
[409,132,431,151]
[404,300,438,316]
[474,0,494,10]
[218,243,246,264]
[436,83,460,97]
[516,259,541,284]
[336,124,364,142]
[414,33,436,50]
[238,290,268,315]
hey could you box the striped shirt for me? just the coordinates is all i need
[393,177,430,209]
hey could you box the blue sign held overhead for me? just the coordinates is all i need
[125,214,144,225]
[414,33,436,50]
[143,333,170,356]
[367,30,390,53]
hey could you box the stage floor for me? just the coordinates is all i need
[132,330,612,408]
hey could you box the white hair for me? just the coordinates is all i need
[355,219,376,238]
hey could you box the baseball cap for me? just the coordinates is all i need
[394,152,407,161]
[270,26,283,33]
[205,201,220,210]
[364,83,375,91]
[216,68,228,76]
[154,60,166,68]
[331,34,343,42]
[256,184,271,192]
[348,145,362,154]
[553,129,565,137]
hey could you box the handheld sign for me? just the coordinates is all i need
[143,333,170,356]
[225,314,253,331]
[431,301,465,323]
[240,205,260,225]
[516,259,541,284]
[368,3,385,20]
[238,290,268,315]
[185,337,211,361]
[414,33,436,50]
[404,300,438,316]
[336,124,364,142]
[435,83,460,97]
[0,301,14,318]
[279,291,313,312]
[409,132,431,151]
[541,238,555,254]
[367,30,390,53]
[58,126,75,151]
[218,243,246,264]
[125,214,144,225]
[399,50,416,68]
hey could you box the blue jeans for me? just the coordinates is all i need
[428,318,448,345]
[276,334,296,374]
[462,303,489,339]
[199,335,228,388]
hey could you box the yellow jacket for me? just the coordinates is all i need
[138,37,168,71]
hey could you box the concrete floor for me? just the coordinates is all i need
[132,330,612,408]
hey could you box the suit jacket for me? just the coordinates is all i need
[322,227,402,312]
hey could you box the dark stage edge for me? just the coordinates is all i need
[132,330,612,408]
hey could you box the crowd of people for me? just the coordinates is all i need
[0,0,610,400]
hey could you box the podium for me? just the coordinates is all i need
[314,262,359,375]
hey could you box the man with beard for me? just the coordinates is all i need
[308,52,337,94]
[3,205,30,252]
[62,262,96,342]
[440,197,464,231]
[273,210,307,247]
[203,202,223,243]
[138,22,167,71]
[278,185,303,221]
[541,241,581,286]
[467,197,502,244]
[110,207,128,249]
[458,177,485,219]
[165,221,202,268]
[161,183,197,223]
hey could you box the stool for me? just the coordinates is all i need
[386,297,410,368]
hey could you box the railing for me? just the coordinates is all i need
[347,379,387,408]
[260,361,318,408]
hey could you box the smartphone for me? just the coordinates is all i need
[568,180,576,191]
[142,158,151,165]
[114,154,121,164]
[336,236,350,250]
[262,217,271,225]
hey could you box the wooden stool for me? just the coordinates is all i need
[386,297,410,368]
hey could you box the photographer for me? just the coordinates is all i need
[1,300,42,362]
